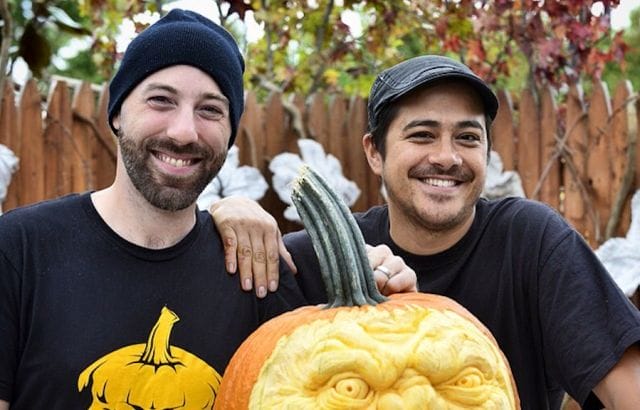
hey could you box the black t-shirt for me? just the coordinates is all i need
[285,197,640,410]
[0,193,306,409]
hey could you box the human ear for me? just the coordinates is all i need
[362,134,383,177]
[112,114,121,133]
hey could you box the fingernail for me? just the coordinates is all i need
[269,280,277,292]
[227,263,235,273]
[257,286,267,298]
[244,278,252,291]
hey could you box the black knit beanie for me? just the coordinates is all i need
[107,9,245,147]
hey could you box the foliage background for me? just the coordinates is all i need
[1,0,639,101]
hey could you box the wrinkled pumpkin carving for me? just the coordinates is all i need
[214,166,520,410]
[78,306,221,409]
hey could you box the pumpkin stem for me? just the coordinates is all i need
[141,306,179,366]
[292,165,387,307]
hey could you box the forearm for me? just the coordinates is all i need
[0,399,9,410]
[593,344,640,409]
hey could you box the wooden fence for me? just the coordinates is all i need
[1,77,639,246]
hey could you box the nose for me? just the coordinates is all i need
[428,139,462,169]
[165,107,198,145]
[377,391,405,409]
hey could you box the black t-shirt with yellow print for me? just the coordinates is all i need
[0,193,306,409]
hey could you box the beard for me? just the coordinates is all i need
[118,130,227,211]
[384,163,482,233]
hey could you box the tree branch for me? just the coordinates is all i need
[258,76,307,140]
[605,94,638,240]
[532,93,639,244]
[72,111,117,160]
[531,111,601,241]
[308,0,334,95]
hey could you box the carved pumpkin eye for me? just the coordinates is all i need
[333,376,370,399]
[452,367,485,388]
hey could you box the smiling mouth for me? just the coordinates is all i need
[422,178,458,187]
[155,152,198,168]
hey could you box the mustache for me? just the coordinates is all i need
[145,138,212,157]
[408,164,472,181]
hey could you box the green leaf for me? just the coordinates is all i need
[18,21,52,77]
[47,5,92,35]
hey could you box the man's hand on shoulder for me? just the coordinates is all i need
[209,196,296,298]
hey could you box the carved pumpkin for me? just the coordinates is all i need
[214,166,520,409]
[78,306,221,409]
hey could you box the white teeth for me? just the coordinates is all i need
[158,153,193,167]
[423,178,455,187]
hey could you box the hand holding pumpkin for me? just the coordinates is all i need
[366,244,418,295]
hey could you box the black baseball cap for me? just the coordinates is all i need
[367,55,499,131]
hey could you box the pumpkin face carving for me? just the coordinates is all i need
[78,307,221,409]
[214,166,520,410]
[216,295,517,409]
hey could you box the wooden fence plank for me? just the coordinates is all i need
[517,88,541,197]
[262,91,298,232]
[43,81,72,201]
[71,82,94,192]
[307,92,328,147]
[636,98,640,206]
[237,91,263,170]
[610,80,634,238]
[1,80,19,211]
[492,89,516,170]
[19,80,44,206]
[327,95,348,171]
[586,80,613,244]
[94,85,116,190]
[346,95,373,211]
[539,86,560,209]
[0,81,15,147]
[285,93,305,153]
[563,84,589,238]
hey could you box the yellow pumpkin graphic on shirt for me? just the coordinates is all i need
[78,307,222,409]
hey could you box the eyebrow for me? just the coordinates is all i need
[403,119,485,131]
[143,83,230,108]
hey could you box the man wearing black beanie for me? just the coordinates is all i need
[0,8,416,408]
[0,9,307,409]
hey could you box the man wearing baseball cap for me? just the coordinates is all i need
[213,55,640,408]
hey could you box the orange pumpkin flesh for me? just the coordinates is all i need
[214,166,520,409]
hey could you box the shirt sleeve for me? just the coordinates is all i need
[537,226,640,406]
[258,256,307,323]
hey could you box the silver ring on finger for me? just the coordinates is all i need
[375,265,392,279]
